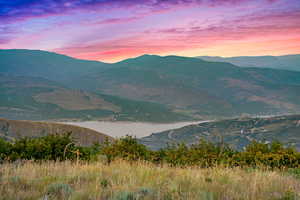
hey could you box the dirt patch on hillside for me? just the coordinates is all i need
[34,89,120,112]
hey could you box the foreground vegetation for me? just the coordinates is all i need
[1,160,300,200]
[1,134,300,169]
[1,134,300,199]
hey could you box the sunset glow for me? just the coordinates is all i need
[1,0,300,62]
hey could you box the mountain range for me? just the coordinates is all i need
[1,49,300,121]
[198,55,300,71]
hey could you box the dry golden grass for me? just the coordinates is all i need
[0,160,300,200]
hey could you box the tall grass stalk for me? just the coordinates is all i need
[0,160,300,200]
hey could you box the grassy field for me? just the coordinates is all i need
[1,161,300,200]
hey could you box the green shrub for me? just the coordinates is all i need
[46,183,73,199]
[287,168,300,179]
[1,134,300,169]
[114,191,136,200]
[236,141,300,168]
[164,139,236,167]
[2,133,100,161]
[11,133,75,161]
[138,187,152,196]
[100,178,110,188]
[101,135,150,164]
[0,138,12,161]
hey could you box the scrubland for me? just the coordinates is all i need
[1,160,300,200]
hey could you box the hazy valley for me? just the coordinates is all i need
[2,49,300,122]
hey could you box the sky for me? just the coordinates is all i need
[0,0,300,62]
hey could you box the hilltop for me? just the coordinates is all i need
[0,49,109,84]
[0,118,112,146]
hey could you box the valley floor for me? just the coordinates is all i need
[1,161,300,200]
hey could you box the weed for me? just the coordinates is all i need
[46,183,73,199]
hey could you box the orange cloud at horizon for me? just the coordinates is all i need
[2,0,300,62]
[55,27,300,63]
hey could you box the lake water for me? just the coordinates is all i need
[64,121,208,138]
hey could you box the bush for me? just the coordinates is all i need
[114,191,136,200]
[100,137,300,169]
[10,133,75,161]
[1,133,100,161]
[287,168,300,179]
[0,138,12,161]
[235,141,300,168]
[46,183,73,199]
[101,135,150,164]
[164,140,236,167]
[1,134,300,169]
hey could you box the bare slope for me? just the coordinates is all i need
[0,118,113,146]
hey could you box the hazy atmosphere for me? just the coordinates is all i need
[1,1,300,199]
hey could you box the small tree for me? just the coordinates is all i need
[0,138,12,161]
[100,135,150,164]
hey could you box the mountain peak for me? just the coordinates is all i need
[139,54,158,57]
[119,54,205,65]
[135,54,162,60]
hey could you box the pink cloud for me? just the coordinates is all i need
[2,0,299,61]
[52,6,300,62]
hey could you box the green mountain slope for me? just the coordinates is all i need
[0,49,109,85]
[0,74,188,122]
[2,49,300,119]
[0,118,112,146]
[86,55,300,117]
[198,54,300,71]
[139,115,300,150]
